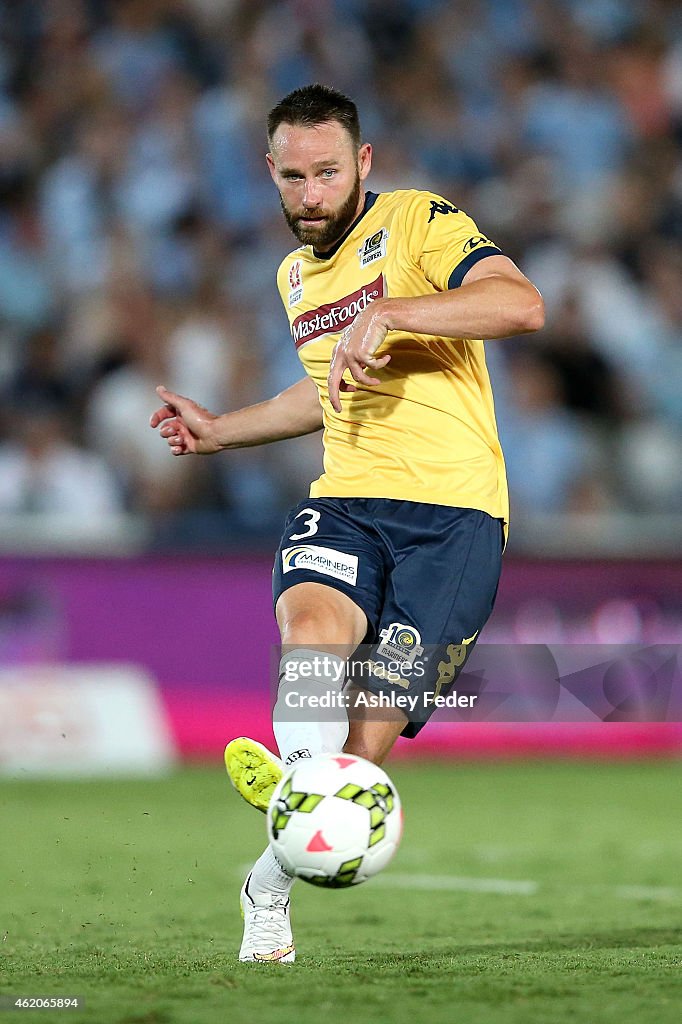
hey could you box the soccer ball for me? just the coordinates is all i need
[267,753,402,887]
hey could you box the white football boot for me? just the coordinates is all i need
[238,873,296,964]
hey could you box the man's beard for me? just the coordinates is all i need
[281,173,361,249]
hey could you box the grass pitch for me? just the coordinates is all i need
[2,761,681,1024]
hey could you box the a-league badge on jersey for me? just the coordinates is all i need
[358,227,388,267]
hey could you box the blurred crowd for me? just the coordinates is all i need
[0,0,681,544]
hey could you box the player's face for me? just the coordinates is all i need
[267,121,372,251]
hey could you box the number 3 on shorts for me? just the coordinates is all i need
[289,507,321,540]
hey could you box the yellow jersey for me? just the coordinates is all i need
[276,189,509,527]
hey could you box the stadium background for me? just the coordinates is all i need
[1,0,680,762]
[0,3,681,1020]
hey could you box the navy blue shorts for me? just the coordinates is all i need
[272,497,504,737]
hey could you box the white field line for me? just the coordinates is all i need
[237,864,680,901]
[237,862,537,895]
[614,885,681,902]
[370,873,539,895]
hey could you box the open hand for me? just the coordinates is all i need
[327,301,391,413]
[149,385,220,455]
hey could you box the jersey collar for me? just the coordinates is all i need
[312,191,380,261]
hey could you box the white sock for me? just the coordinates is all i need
[273,649,349,766]
[248,650,349,901]
[248,845,294,899]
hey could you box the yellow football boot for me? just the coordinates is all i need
[224,737,284,813]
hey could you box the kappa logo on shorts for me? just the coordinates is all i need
[376,623,424,667]
[282,545,359,585]
[358,227,389,267]
[429,631,479,704]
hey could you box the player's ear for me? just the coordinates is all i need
[265,152,278,184]
[358,143,372,182]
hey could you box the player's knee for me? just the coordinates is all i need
[278,590,365,649]
[279,602,349,647]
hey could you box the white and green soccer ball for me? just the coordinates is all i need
[267,753,403,887]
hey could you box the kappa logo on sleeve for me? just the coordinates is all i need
[282,545,359,585]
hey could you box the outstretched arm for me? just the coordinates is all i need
[150,376,323,456]
[327,255,545,412]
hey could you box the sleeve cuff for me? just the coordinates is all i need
[447,246,503,289]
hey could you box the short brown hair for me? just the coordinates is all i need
[267,84,361,149]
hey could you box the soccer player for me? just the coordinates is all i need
[150,85,544,962]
